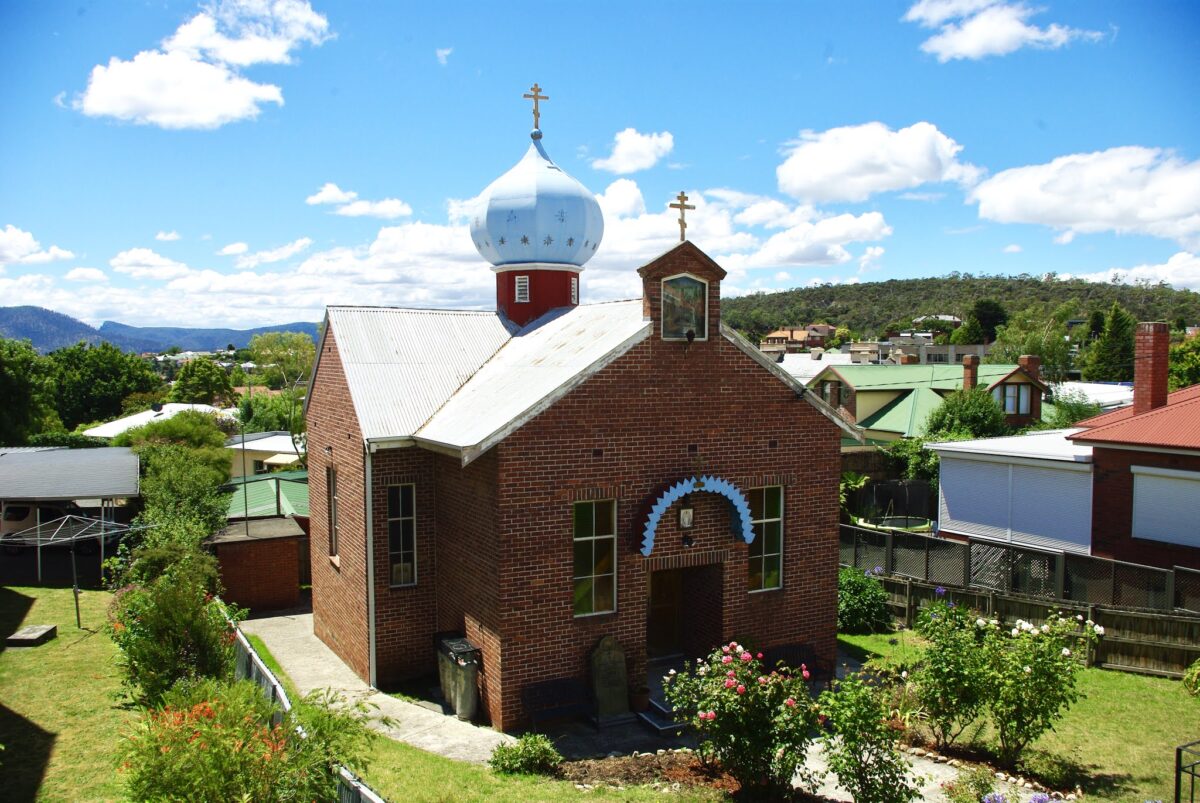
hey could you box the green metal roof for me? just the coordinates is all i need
[227,476,309,519]
[857,386,947,437]
[808,364,1021,391]
[224,468,308,487]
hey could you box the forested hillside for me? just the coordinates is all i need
[721,274,1200,340]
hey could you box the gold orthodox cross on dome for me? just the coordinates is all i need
[669,191,695,242]
[523,83,549,129]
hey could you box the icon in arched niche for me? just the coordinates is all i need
[661,274,708,341]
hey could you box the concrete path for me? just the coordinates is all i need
[240,612,513,764]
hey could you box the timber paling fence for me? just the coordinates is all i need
[840,524,1200,678]
[233,628,387,803]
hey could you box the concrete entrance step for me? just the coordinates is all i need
[637,705,687,735]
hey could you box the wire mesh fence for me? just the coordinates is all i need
[840,524,1193,614]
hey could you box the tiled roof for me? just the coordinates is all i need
[1069,384,1200,451]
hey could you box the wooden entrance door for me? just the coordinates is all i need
[647,569,683,658]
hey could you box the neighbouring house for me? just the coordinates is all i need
[928,323,1200,571]
[226,431,302,478]
[305,121,853,730]
[759,323,837,355]
[1048,381,1133,413]
[912,314,961,328]
[778,349,854,385]
[83,403,234,439]
[806,355,1048,442]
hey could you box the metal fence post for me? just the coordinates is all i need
[963,541,972,589]
[1055,554,1066,601]
[885,529,895,576]
[923,537,930,582]
[1167,570,1177,612]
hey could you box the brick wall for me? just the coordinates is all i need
[215,536,301,611]
[1090,446,1200,570]
[307,326,370,680]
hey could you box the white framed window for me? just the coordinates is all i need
[573,500,616,616]
[748,487,783,591]
[252,459,267,474]
[571,276,578,305]
[1132,466,1200,548]
[514,275,530,303]
[326,466,339,556]
[993,383,1031,415]
[387,484,416,586]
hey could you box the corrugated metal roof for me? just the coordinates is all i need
[84,404,232,438]
[780,351,853,384]
[227,434,299,455]
[858,386,946,437]
[1070,384,1200,451]
[227,477,309,519]
[929,428,1093,463]
[328,306,513,441]
[809,363,1024,391]
[0,447,139,499]
[416,300,648,457]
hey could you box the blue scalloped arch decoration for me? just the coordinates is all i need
[640,475,755,556]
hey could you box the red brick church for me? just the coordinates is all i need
[306,104,851,730]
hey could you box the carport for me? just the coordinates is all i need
[0,447,140,581]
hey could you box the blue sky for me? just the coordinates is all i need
[1,0,1198,328]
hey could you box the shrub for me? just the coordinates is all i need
[981,613,1101,767]
[664,640,819,795]
[940,765,996,803]
[914,599,989,747]
[819,672,919,803]
[838,567,891,634]
[925,387,1009,439]
[121,679,377,801]
[108,573,240,705]
[488,733,563,776]
[1184,657,1200,698]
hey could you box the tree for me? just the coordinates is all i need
[925,388,1009,439]
[48,342,162,431]
[0,337,55,444]
[1169,335,1200,391]
[171,358,236,405]
[970,299,1008,343]
[239,389,305,435]
[1087,308,1106,340]
[1041,389,1102,428]
[986,302,1074,383]
[1080,302,1136,382]
[249,331,315,391]
[949,315,984,345]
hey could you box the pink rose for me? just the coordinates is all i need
[758,676,767,685]
[740,652,752,662]
[736,685,746,694]
[802,670,811,680]
[706,711,717,721]
[725,678,736,688]
[722,645,731,654]
[722,655,733,664]
[726,670,735,678]
[785,698,796,707]
[756,652,763,659]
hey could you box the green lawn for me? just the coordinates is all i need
[0,586,133,802]
[839,631,1200,801]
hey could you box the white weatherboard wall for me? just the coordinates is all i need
[1131,466,1200,548]
[938,456,1093,554]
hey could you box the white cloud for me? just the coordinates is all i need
[155,230,181,241]
[774,271,792,282]
[218,241,249,255]
[905,1,1104,62]
[306,182,358,205]
[898,191,946,202]
[0,224,75,266]
[1003,243,1022,253]
[597,179,646,219]
[74,0,329,129]
[333,199,413,219]
[436,47,452,65]
[1053,231,1075,245]
[744,212,893,267]
[1071,252,1200,292]
[591,128,675,174]
[235,237,313,268]
[859,245,886,271]
[777,122,982,203]
[968,146,1200,248]
[65,267,108,282]
[110,247,191,280]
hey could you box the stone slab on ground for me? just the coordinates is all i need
[241,613,513,764]
[6,624,56,647]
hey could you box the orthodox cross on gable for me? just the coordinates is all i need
[523,83,549,129]
[669,191,695,242]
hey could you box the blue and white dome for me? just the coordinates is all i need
[470,130,604,267]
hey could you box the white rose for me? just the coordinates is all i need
[1062,648,1071,657]
[1076,615,1084,622]
[976,618,987,628]
[1011,628,1020,637]
[1024,666,1032,674]
[1094,625,1105,636]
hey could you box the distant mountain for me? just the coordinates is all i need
[0,306,317,353]
[98,320,320,352]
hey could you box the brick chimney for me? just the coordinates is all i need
[1134,321,1170,415]
[962,354,979,391]
[1017,354,1041,383]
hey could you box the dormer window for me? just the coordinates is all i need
[661,273,708,341]
[514,275,530,303]
[993,383,1031,415]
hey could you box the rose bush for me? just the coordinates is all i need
[819,672,919,803]
[914,599,989,748]
[664,641,819,795]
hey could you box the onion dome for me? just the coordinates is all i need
[470,129,604,267]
